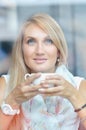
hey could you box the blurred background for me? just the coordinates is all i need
[0,0,86,78]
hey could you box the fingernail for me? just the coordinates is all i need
[38,88,45,91]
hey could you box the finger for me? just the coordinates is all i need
[41,78,64,87]
[39,85,63,93]
[18,91,39,102]
[21,84,42,92]
[40,92,62,97]
[25,91,39,100]
[45,74,63,80]
[24,90,38,97]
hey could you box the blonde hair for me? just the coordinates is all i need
[7,13,68,94]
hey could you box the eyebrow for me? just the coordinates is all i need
[23,36,34,41]
[24,36,34,39]
[24,35,51,39]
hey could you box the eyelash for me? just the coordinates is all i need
[44,39,53,44]
[26,38,53,45]
[27,39,35,45]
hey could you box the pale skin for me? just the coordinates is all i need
[0,24,86,128]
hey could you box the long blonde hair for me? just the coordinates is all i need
[7,13,68,94]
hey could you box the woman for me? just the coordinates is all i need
[0,13,86,130]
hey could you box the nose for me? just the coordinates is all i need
[35,43,44,55]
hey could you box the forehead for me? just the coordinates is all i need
[24,23,49,38]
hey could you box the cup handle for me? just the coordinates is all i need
[24,73,31,80]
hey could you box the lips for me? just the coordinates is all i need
[33,58,47,64]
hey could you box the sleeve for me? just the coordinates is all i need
[0,108,23,130]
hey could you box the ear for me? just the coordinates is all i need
[57,49,60,57]
[56,50,60,64]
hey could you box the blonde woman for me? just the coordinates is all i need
[0,13,86,130]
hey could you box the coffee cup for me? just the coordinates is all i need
[25,73,55,87]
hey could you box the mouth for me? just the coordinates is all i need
[33,58,47,64]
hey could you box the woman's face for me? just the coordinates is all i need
[22,24,59,73]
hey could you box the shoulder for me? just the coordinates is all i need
[0,76,6,105]
[0,76,6,90]
[79,79,86,99]
[79,79,86,90]
[74,76,86,101]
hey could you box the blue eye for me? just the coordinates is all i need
[45,39,53,44]
[27,39,35,45]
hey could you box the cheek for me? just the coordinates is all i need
[22,45,31,62]
[49,48,59,63]
[52,53,58,63]
[50,48,58,59]
[23,51,31,68]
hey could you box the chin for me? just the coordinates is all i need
[33,70,46,73]
[32,68,48,73]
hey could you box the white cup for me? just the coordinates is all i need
[25,73,56,87]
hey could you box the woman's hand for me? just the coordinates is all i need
[39,75,78,100]
[5,73,42,108]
